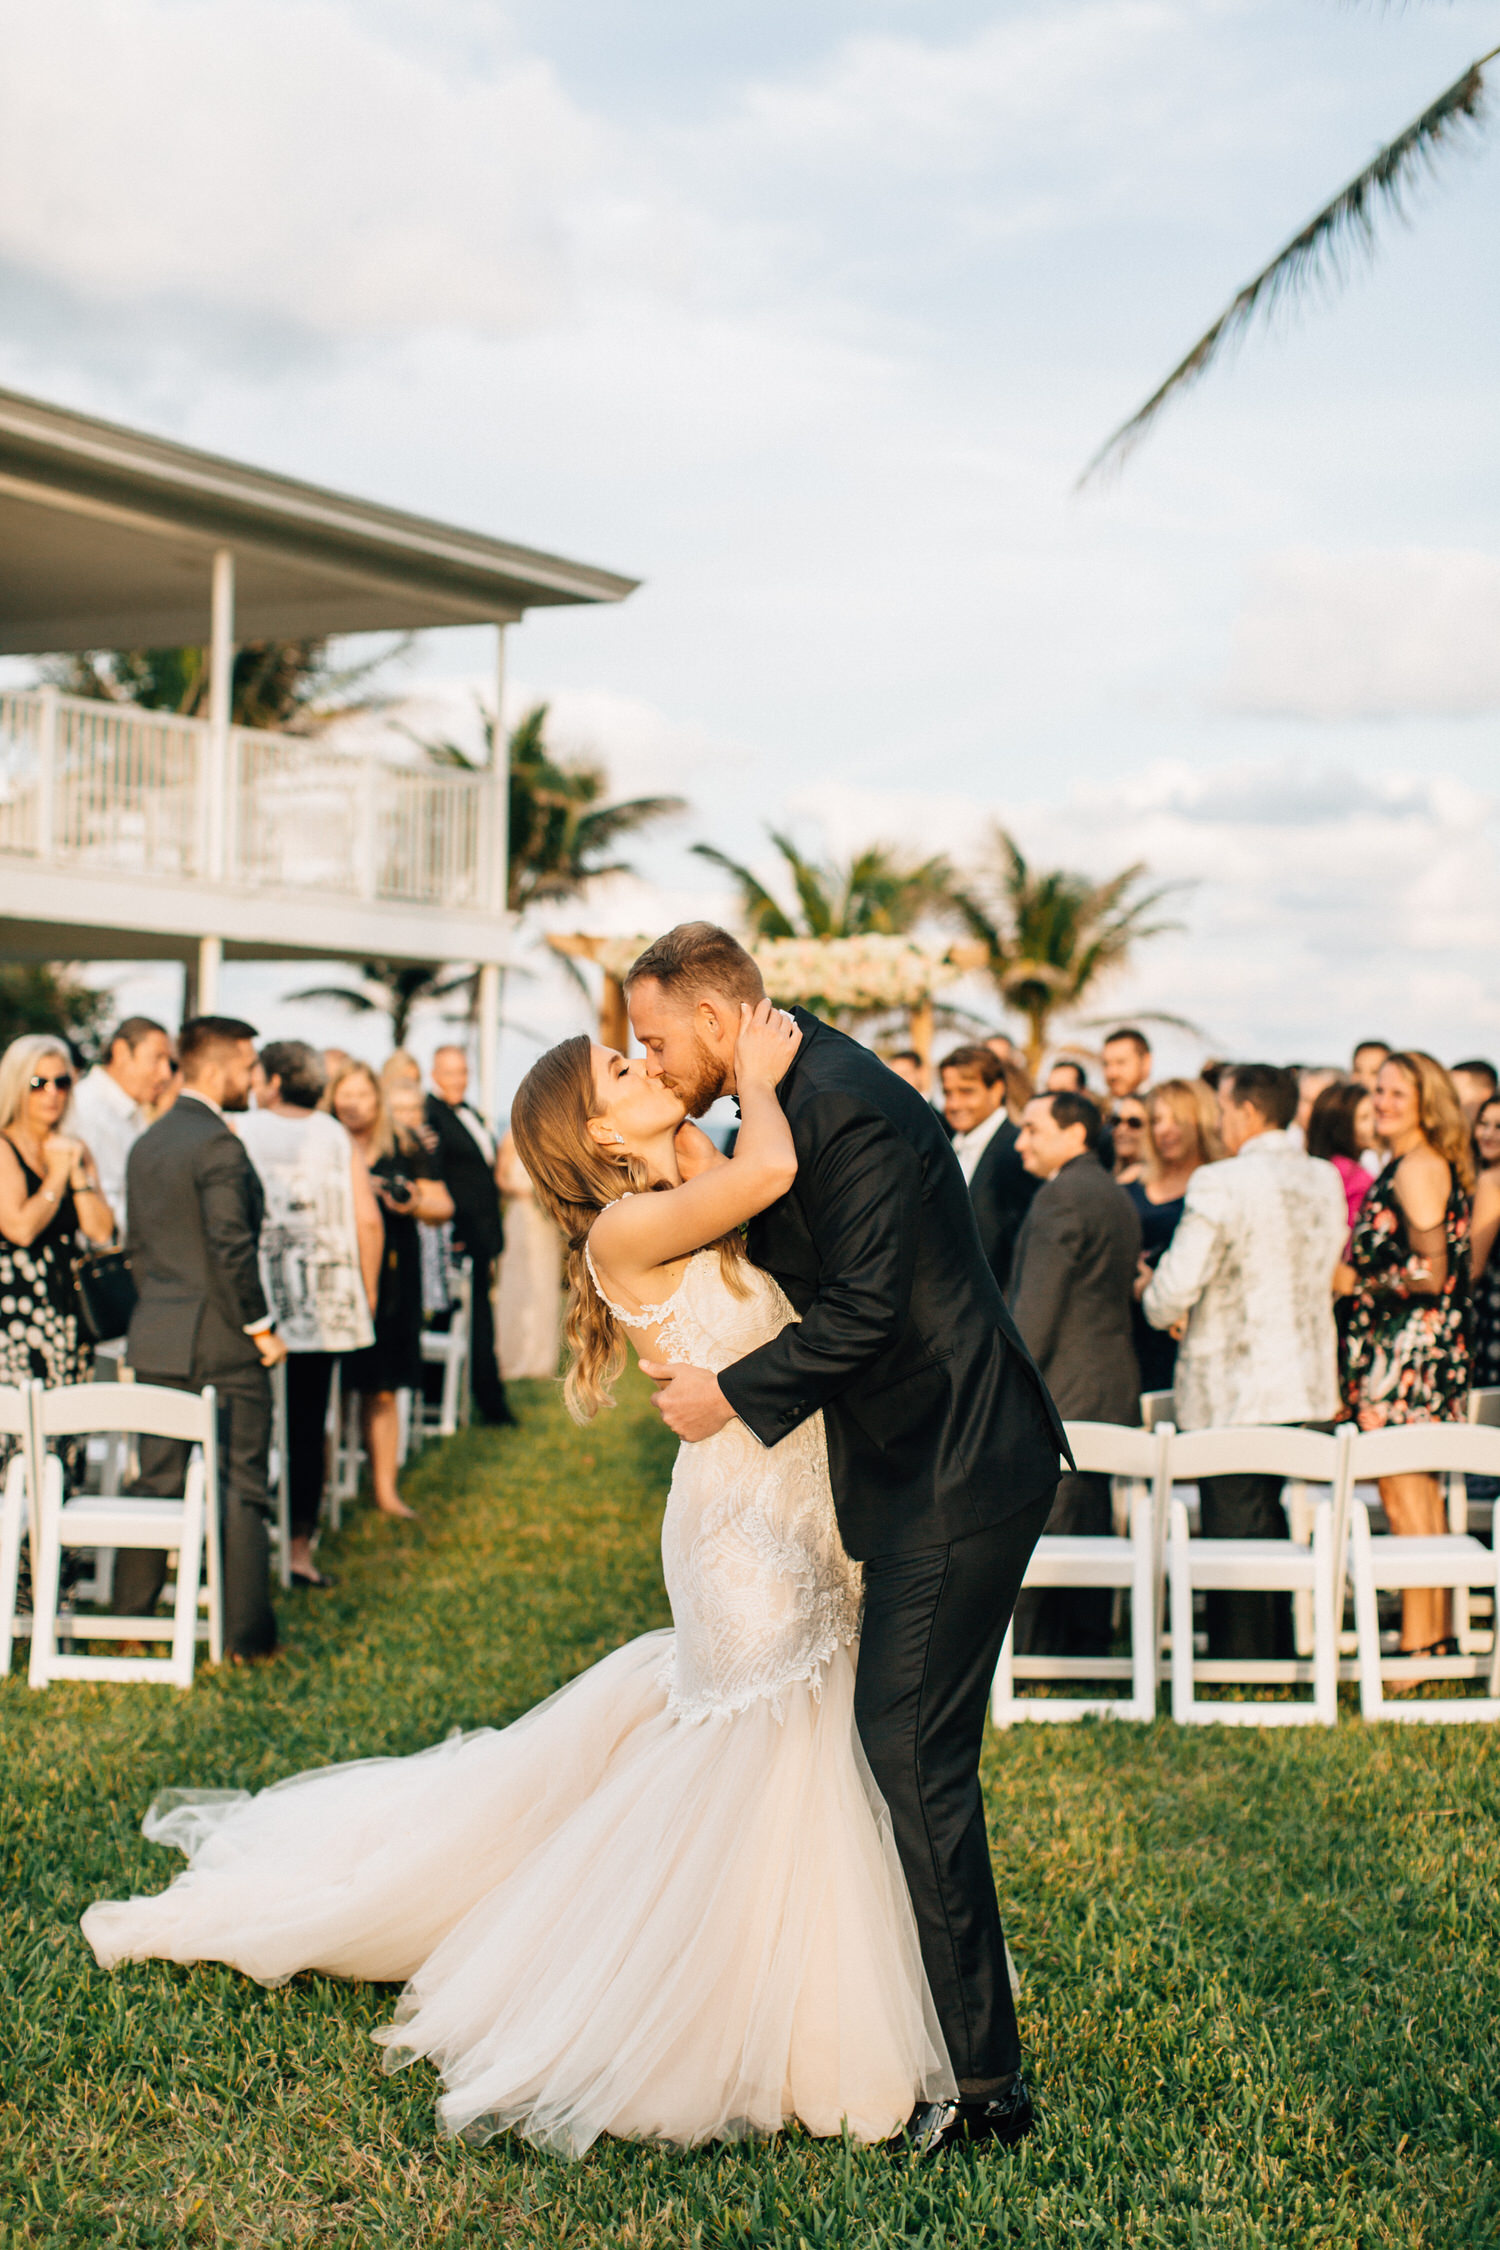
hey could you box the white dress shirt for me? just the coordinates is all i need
[70,1065,151,1235]
[1141,1129,1347,1430]
[445,1100,496,1166]
[949,1101,1008,1186]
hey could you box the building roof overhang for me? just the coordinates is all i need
[0,385,639,653]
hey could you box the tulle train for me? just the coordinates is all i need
[82,1632,954,2155]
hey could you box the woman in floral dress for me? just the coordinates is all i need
[1340,1051,1473,1654]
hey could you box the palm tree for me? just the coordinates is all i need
[951,828,1185,1072]
[1083,38,1500,482]
[284,961,477,1050]
[692,830,954,939]
[44,637,407,732]
[424,703,685,916]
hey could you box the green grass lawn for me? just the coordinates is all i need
[4,1368,1498,2249]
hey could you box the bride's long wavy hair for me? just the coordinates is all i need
[510,1034,748,1424]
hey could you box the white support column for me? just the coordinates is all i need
[477,961,501,1122]
[485,621,510,915]
[196,934,223,1017]
[206,547,235,882]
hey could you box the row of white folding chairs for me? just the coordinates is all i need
[1,1378,221,1689]
[323,1271,474,1525]
[992,1413,1500,1729]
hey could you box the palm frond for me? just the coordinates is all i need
[573,795,687,854]
[768,831,839,938]
[690,843,798,939]
[285,983,381,1014]
[1081,45,1499,485]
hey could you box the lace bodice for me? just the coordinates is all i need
[585,1227,862,1722]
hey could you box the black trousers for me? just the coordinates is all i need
[466,1253,512,1424]
[285,1351,336,1540]
[855,1489,1053,2096]
[1011,1471,1114,1658]
[1197,1472,1293,1660]
[112,1367,277,1660]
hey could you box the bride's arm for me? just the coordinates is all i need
[591,1002,799,1280]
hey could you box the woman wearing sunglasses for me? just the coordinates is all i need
[0,1034,116,1414]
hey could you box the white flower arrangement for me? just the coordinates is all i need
[583,933,960,1013]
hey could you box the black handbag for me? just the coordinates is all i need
[73,1246,138,1346]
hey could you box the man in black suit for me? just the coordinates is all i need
[426,1045,513,1427]
[939,1042,1038,1295]
[116,1016,285,1662]
[1008,1089,1142,1659]
[626,925,1067,2158]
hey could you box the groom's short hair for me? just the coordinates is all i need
[626,923,766,1007]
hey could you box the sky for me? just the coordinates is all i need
[3,0,1498,1091]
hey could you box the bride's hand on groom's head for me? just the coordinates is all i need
[733,999,801,1090]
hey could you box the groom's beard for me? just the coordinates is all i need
[661,1034,728,1120]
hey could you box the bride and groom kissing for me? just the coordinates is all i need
[84,922,1069,2162]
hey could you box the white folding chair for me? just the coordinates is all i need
[1164,1424,1353,1728]
[28,1383,221,1689]
[1139,1390,1176,1433]
[1347,1423,1500,1723]
[0,1382,37,1674]
[267,1360,292,1591]
[991,1423,1171,1726]
[418,1264,472,1443]
[327,1363,359,1526]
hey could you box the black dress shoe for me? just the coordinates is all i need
[291,1567,338,1590]
[898,2076,1034,2158]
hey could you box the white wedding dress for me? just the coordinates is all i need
[82,1249,955,2156]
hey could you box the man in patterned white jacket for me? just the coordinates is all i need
[1140,1062,1347,1660]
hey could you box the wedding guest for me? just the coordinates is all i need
[70,1016,174,1233]
[1045,1059,1088,1094]
[1142,1064,1346,1661]
[1306,1079,1376,1242]
[1351,1040,1392,1093]
[1101,1027,1153,1108]
[984,1033,1019,1069]
[1109,1096,1148,1185]
[426,1044,514,1427]
[1009,1090,1141,1657]
[939,1042,1038,1294]
[1126,1078,1223,1398]
[381,1049,423,1095]
[117,1017,285,1663]
[1470,1096,1500,1394]
[1291,1066,1341,1149]
[1451,1058,1499,1130]
[1475,1092,1500,1184]
[328,1061,452,1521]
[496,1129,564,1380]
[239,1042,382,1588]
[883,1049,930,1097]
[1340,1052,1473,1655]
[0,1035,115,1431]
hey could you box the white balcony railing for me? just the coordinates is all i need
[0,687,495,914]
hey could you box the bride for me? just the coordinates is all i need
[83,1001,956,2157]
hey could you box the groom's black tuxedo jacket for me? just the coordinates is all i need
[717,1011,1069,1559]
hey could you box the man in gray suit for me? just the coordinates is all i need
[1008,1089,1142,1657]
[115,1016,286,1662]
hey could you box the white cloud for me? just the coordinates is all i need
[789,758,1500,1063]
[1222,548,1500,719]
[0,0,680,338]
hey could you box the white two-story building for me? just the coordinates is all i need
[0,385,637,1108]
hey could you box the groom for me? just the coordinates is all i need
[627,924,1068,2156]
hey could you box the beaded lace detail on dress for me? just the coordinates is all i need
[583,1206,861,1724]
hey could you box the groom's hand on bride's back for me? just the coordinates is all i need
[640,1360,736,1441]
